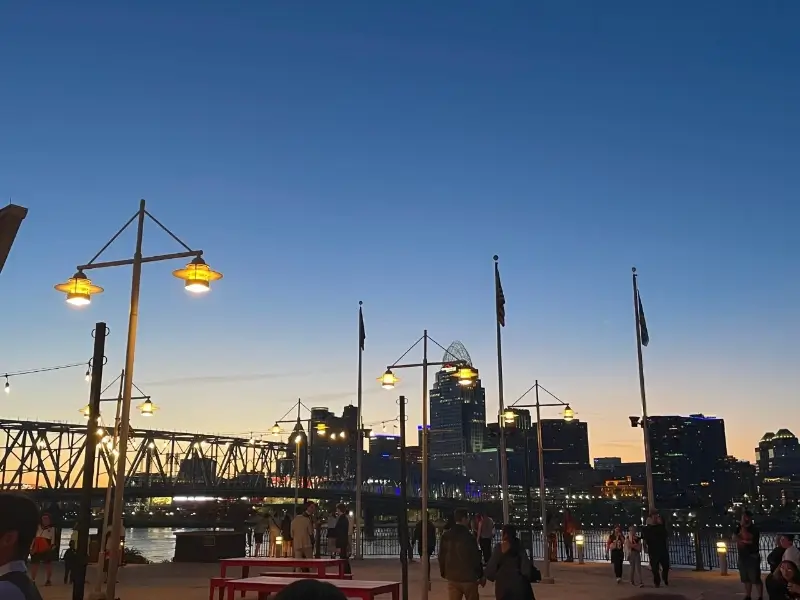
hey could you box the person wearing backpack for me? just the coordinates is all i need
[485,525,540,600]
[0,494,44,600]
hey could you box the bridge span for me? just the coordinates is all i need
[0,419,489,510]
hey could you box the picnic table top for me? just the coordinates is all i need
[220,556,346,564]
[226,576,400,590]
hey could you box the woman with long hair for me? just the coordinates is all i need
[485,525,540,600]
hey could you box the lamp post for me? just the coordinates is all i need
[502,380,575,584]
[379,330,479,600]
[55,199,221,600]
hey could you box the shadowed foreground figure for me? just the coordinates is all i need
[274,579,348,600]
[625,596,688,600]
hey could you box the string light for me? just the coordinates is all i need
[1,361,91,395]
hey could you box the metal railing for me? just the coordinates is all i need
[246,527,797,572]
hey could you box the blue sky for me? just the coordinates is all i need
[1,1,798,461]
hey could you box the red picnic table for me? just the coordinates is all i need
[225,576,400,600]
[219,556,348,579]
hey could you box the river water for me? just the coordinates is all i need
[58,527,789,570]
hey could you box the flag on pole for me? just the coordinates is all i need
[637,291,649,347]
[495,261,506,327]
[359,305,366,351]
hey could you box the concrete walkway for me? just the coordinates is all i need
[35,559,747,599]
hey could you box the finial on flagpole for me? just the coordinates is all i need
[359,300,363,306]
[493,255,499,262]
[632,267,637,274]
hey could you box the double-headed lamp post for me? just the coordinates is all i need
[379,330,478,600]
[502,379,574,584]
[54,199,222,600]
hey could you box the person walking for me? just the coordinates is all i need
[439,509,484,600]
[734,511,763,600]
[607,526,626,583]
[332,504,352,575]
[644,509,670,588]
[485,525,540,600]
[290,502,317,570]
[268,512,283,557]
[325,511,338,558]
[252,512,268,557]
[626,526,644,587]
[0,495,44,600]
[477,513,495,566]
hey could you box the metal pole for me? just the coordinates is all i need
[106,199,146,600]
[523,432,532,558]
[355,302,364,559]
[91,372,124,599]
[73,322,107,600]
[535,382,553,583]
[496,325,509,523]
[398,396,409,600]
[294,440,300,511]
[632,268,656,511]
[421,330,430,600]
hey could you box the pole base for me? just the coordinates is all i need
[539,577,555,584]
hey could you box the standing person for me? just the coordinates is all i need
[290,502,317,569]
[281,512,293,557]
[779,535,800,569]
[28,514,55,587]
[252,512,268,557]
[607,526,626,584]
[439,508,484,600]
[268,512,283,558]
[546,513,559,562]
[643,509,670,588]
[0,495,43,600]
[332,504,351,575]
[413,514,436,581]
[477,513,495,566]
[325,511,338,558]
[627,526,644,587]
[62,541,77,584]
[734,511,763,600]
[562,510,576,563]
[485,524,540,600]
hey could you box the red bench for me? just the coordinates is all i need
[260,571,353,580]
[225,576,399,600]
[209,577,234,600]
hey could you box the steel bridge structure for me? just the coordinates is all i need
[0,419,487,509]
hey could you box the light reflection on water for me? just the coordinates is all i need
[58,528,217,563]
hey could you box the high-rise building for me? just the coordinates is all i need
[534,419,591,483]
[594,457,623,471]
[756,430,800,477]
[369,434,400,459]
[309,405,358,479]
[647,414,727,507]
[429,341,486,474]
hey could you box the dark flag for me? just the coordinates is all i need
[359,305,366,351]
[495,261,506,327]
[638,291,649,347]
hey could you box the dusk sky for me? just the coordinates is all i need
[1,1,798,463]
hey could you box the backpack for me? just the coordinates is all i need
[0,571,44,600]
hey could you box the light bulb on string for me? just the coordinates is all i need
[4,376,9,394]
[85,365,92,383]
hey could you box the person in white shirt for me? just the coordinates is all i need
[0,494,43,600]
[28,515,55,587]
[779,534,800,569]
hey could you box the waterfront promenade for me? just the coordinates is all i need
[36,559,744,599]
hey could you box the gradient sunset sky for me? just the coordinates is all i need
[1,1,798,463]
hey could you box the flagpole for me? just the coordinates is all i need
[494,255,510,523]
[355,301,364,559]
[632,267,656,512]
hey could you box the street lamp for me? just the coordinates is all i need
[505,379,576,584]
[379,330,477,600]
[55,199,221,600]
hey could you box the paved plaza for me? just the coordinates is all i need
[32,558,749,600]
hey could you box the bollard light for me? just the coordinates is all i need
[575,534,585,564]
[716,541,728,576]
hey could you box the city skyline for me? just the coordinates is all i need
[1,2,798,462]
